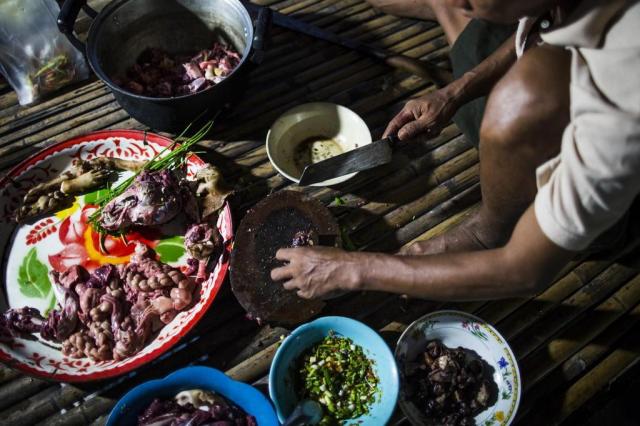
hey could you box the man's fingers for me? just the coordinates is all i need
[398,118,434,140]
[383,109,414,138]
[283,280,299,291]
[271,265,293,281]
[383,121,400,139]
[275,248,295,261]
[297,289,312,299]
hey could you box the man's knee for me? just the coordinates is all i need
[480,45,571,154]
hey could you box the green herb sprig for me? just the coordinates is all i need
[87,120,214,234]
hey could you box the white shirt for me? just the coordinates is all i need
[528,0,640,250]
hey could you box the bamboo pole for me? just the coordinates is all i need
[35,394,115,426]
[279,0,344,14]
[345,148,477,235]
[0,107,130,170]
[0,376,51,411]
[480,259,611,326]
[0,82,108,130]
[509,264,638,360]
[0,94,117,147]
[90,415,109,426]
[516,300,640,421]
[364,183,481,252]
[496,257,630,340]
[521,273,640,391]
[520,325,640,425]
[0,385,85,426]
[228,325,289,367]
[350,163,479,249]
[0,365,20,385]
[225,341,280,383]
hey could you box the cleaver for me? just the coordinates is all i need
[298,135,400,186]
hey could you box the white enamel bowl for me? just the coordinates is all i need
[266,102,372,186]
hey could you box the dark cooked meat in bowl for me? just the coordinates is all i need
[113,43,241,98]
[405,340,498,426]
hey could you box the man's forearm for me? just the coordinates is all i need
[445,33,517,106]
[351,248,531,300]
[349,208,573,301]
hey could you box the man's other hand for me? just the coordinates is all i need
[383,88,459,140]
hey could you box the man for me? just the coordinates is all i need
[271,0,640,301]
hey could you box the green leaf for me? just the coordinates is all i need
[333,196,346,206]
[83,188,111,205]
[155,236,185,263]
[18,248,52,299]
[340,225,357,251]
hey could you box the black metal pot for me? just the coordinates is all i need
[58,0,269,132]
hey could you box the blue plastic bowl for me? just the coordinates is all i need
[269,316,399,425]
[107,366,279,426]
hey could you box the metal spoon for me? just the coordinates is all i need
[282,400,323,426]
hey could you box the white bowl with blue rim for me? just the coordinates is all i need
[107,366,279,425]
[395,310,521,426]
[269,316,400,425]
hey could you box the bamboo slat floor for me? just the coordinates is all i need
[1,1,639,425]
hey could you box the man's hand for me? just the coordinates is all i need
[383,88,459,140]
[270,246,360,299]
[383,32,517,142]
[272,208,573,301]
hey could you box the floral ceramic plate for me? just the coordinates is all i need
[0,130,233,382]
[395,310,521,426]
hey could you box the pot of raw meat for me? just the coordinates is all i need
[57,0,269,131]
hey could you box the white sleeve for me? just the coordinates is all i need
[534,57,640,251]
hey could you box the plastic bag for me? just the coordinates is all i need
[0,0,89,105]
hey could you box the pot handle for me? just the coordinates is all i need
[250,6,272,65]
[57,0,98,52]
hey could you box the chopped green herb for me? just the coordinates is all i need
[298,332,379,425]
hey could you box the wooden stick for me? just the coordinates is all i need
[35,394,115,426]
[0,365,20,385]
[0,376,51,412]
[0,107,129,170]
[516,300,640,421]
[365,183,481,252]
[520,273,640,391]
[0,82,107,130]
[496,256,632,341]
[515,265,639,360]
[345,149,477,235]
[0,385,84,426]
[0,93,116,147]
[521,322,640,425]
[351,164,479,249]
[225,341,280,383]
